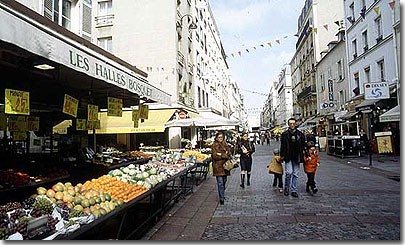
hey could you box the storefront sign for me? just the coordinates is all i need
[62,94,79,118]
[8,115,26,132]
[376,135,394,154]
[13,131,27,141]
[139,104,149,119]
[375,131,392,137]
[76,119,87,131]
[107,97,123,117]
[27,116,39,131]
[5,89,30,115]
[0,113,6,131]
[179,112,187,119]
[134,119,139,128]
[364,82,390,100]
[87,104,99,121]
[132,109,139,122]
[328,79,334,101]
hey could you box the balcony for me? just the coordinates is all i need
[297,85,316,101]
[95,14,114,27]
[178,50,185,66]
[376,35,383,44]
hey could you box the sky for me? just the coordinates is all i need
[210,0,303,124]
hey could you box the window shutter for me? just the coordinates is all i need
[81,0,92,41]
[43,0,53,20]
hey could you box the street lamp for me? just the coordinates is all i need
[177,14,197,30]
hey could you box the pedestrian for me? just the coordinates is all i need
[267,149,283,193]
[237,132,255,188]
[303,140,319,194]
[211,132,231,205]
[266,134,270,145]
[280,118,308,197]
[261,134,265,145]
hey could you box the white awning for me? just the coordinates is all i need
[379,105,400,122]
[165,116,239,128]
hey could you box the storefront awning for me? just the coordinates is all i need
[53,120,72,135]
[93,109,176,134]
[339,111,359,120]
[165,116,239,128]
[379,105,400,122]
[355,99,380,110]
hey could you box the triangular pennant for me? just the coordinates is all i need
[374,6,380,15]
[347,16,354,23]
[323,24,328,31]
[260,44,264,47]
[238,51,242,56]
[313,28,317,34]
[283,35,288,39]
[246,49,249,53]
[162,67,165,71]
[147,67,150,71]
[389,1,395,10]
[334,20,340,26]
[267,42,272,47]
[253,47,257,50]
[294,33,299,37]
[360,11,366,20]
[231,53,235,58]
[275,39,280,44]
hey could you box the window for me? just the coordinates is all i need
[375,16,382,41]
[98,37,112,52]
[352,39,357,59]
[349,2,355,19]
[51,0,71,29]
[202,89,205,107]
[206,92,209,107]
[364,66,370,83]
[53,0,59,23]
[361,0,366,11]
[320,74,325,90]
[354,72,360,90]
[339,90,345,108]
[377,59,385,82]
[98,0,112,16]
[337,60,343,80]
[362,30,368,51]
[198,86,201,108]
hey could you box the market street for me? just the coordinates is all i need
[146,142,400,240]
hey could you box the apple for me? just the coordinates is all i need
[46,189,55,198]
[81,199,90,208]
[74,205,83,211]
[83,207,91,214]
[37,187,47,195]
[55,192,64,200]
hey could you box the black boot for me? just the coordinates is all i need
[312,186,318,194]
[240,174,245,188]
[306,184,310,193]
[247,174,251,186]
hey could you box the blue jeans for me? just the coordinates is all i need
[216,176,227,201]
[284,161,300,192]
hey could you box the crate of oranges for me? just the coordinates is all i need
[83,175,148,203]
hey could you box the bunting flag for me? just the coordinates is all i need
[313,28,318,34]
[260,44,264,47]
[253,47,257,50]
[334,20,340,26]
[275,40,280,44]
[283,35,288,39]
[347,16,354,23]
[389,1,395,10]
[238,51,242,56]
[323,24,328,31]
[294,33,299,37]
[374,6,380,15]
[246,49,249,53]
[231,53,235,58]
[360,10,366,20]
[267,42,272,47]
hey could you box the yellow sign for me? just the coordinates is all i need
[87,119,100,130]
[8,115,26,132]
[5,89,30,115]
[107,97,123,117]
[76,119,87,131]
[132,109,139,121]
[139,104,149,119]
[134,120,139,128]
[13,131,27,141]
[0,113,6,131]
[62,94,79,118]
[377,136,394,154]
[54,128,67,135]
[88,104,99,121]
[27,116,40,131]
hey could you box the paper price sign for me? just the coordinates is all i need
[27,117,40,131]
[5,89,30,115]
[8,115,27,132]
[76,119,87,131]
[87,120,100,130]
[63,94,78,118]
[139,104,149,119]
[107,97,123,117]
[0,113,6,131]
[13,131,27,141]
[132,109,139,121]
[87,104,99,121]
[134,119,139,128]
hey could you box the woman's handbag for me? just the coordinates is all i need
[223,157,237,171]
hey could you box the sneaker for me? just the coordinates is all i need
[312,188,318,194]
[291,192,298,198]
[219,199,224,205]
[284,190,289,196]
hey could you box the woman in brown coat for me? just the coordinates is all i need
[211,132,231,205]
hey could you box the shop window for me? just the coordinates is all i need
[98,36,112,52]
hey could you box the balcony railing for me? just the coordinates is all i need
[95,14,114,27]
[297,85,316,101]
[178,51,185,66]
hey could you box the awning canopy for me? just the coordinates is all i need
[380,105,400,122]
[94,109,176,134]
[355,99,380,110]
[165,116,239,128]
[340,111,359,120]
[53,120,72,134]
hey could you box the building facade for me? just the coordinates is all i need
[275,64,293,126]
[291,0,345,122]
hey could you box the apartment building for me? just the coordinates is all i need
[291,0,345,122]
[275,64,294,126]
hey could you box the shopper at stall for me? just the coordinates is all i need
[304,140,320,194]
[237,133,255,188]
[280,118,308,198]
[211,132,231,205]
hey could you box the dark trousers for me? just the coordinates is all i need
[306,173,316,189]
[272,173,283,188]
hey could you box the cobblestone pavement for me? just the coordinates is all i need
[201,141,400,240]
[144,141,400,240]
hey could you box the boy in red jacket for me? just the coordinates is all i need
[303,140,319,194]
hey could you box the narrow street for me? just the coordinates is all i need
[146,142,400,240]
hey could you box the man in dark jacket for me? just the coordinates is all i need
[280,118,308,197]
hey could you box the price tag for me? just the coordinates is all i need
[8,115,27,132]
[139,104,149,119]
[134,119,139,128]
[76,119,87,131]
[13,131,27,141]
[132,109,139,121]
[87,104,99,121]
[0,113,6,131]
[27,117,40,131]
[87,119,100,130]
[62,94,79,118]
[5,89,30,115]
[107,97,123,117]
